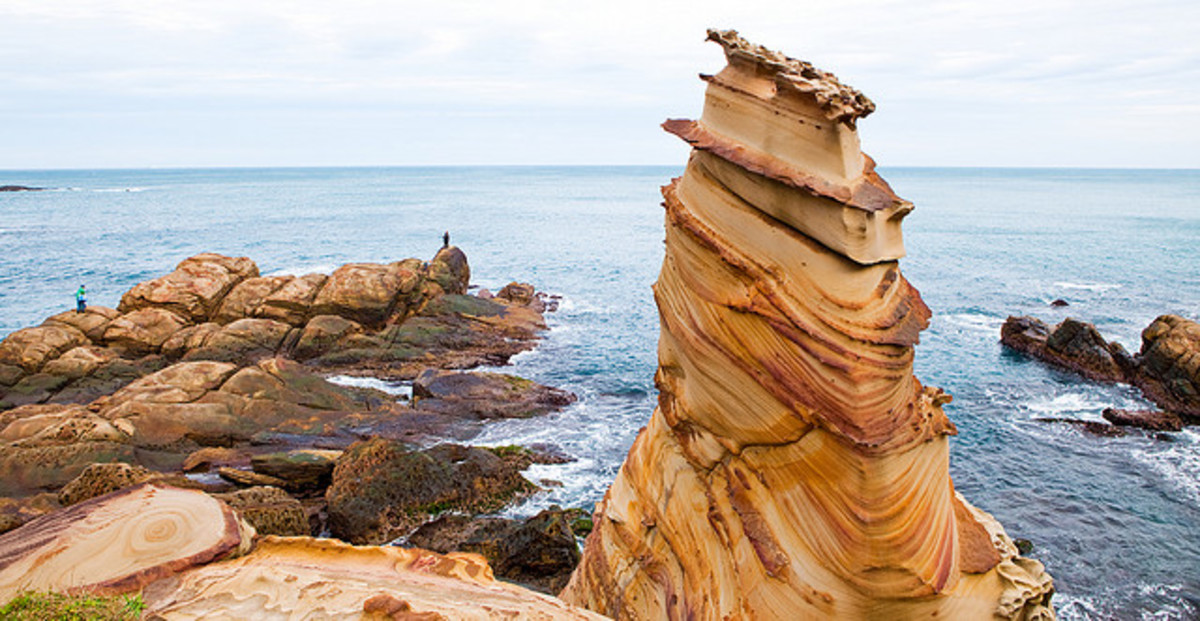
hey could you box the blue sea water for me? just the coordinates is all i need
[1,166,1197,619]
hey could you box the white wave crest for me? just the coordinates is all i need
[1023,393,1110,419]
[1129,429,1200,507]
[266,264,337,277]
[325,374,411,398]
[1054,281,1123,292]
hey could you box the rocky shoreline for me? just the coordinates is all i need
[1001,313,1200,435]
[0,248,596,612]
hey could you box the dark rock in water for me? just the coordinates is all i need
[1001,316,1131,383]
[1135,315,1200,419]
[1102,408,1184,432]
[412,369,576,419]
[1034,417,1126,437]
[324,438,536,545]
[1013,538,1034,555]
[0,185,43,192]
[405,507,583,594]
[1050,299,1069,307]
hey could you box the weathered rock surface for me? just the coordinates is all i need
[140,536,607,620]
[0,247,550,409]
[407,508,583,595]
[413,369,576,419]
[250,448,341,493]
[1001,316,1132,383]
[1102,408,1185,432]
[214,485,309,536]
[56,462,158,506]
[325,439,536,545]
[561,30,1054,620]
[1135,315,1200,419]
[1003,314,1200,424]
[0,483,254,601]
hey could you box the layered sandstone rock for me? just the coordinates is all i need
[141,536,606,619]
[562,30,1054,619]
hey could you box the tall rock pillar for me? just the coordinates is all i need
[561,30,1055,620]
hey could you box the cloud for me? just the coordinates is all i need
[0,0,1197,167]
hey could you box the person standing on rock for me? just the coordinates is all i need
[443,231,450,248]
[75,284,87,313]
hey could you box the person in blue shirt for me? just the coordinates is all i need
[75,284,87,313]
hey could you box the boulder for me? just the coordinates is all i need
[310,261,423,327]
[1001,316,1131,383]
[43,306,120,342]
[406,508,582,594]
[0,324,89,373]
[118,253,259,322]
[103,308,191,356]
[325,439,535,545]
[214,486,309,536]
[161,322,223,359]
[427,246,470,295]
[213,276,290,324]
[0,441,137,497]
[217,467,290,489]
[250,449,341,493]
[255,273,327,326]
[291,315,363,360]
[1102,408,1184,432]
[181,318,292,362]
[496,282,536,306]
[56,462,158,506]
[412,369,576,419]
[1136,314,1200,418]
[40,346,119,380]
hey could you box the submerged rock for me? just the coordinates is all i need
[562,29,1054,619]
[412,369,576,419]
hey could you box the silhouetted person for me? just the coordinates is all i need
[443,231,450,248]
[75,284,87,313]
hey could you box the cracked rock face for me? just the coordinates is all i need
[560,30,1055,620]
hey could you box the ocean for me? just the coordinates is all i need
[1,166,1197,619]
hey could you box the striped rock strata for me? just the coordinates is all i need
[561,30,1055,619]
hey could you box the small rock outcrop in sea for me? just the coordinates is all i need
[0,185,43,192]
[560,29,1054,619]
[1002,314,1200,425]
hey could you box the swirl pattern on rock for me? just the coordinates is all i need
[561,29,1054,619]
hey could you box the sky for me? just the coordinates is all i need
[1,0,1197,169]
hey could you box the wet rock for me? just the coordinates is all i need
[1102,408,1184,432]
[1013,538,1034,555]
[1033,417,1126,437]
[1050,299,1069,308]
[412,369,576,419]
[1001,316,1131,383]
[119,253,259,322]
[57,462,157,506]
[215,485,309,536]
[250,449,341,493]
[0,372,72,409]
[0,185,43,192]
[325,438,536,545]
[183,447,253,472]
[1135,315,1200,419]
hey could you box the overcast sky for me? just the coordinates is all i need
[2,0,1197,169]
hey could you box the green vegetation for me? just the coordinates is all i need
[0,591,145,620]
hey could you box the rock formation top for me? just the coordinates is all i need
[664,29,911,264]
